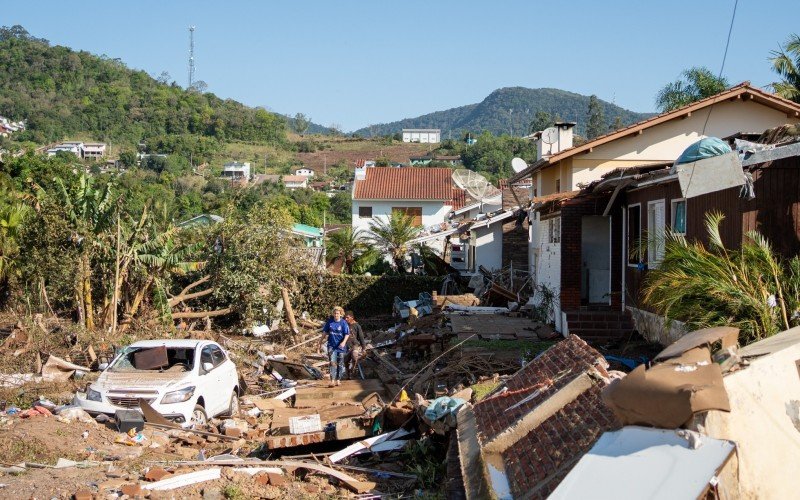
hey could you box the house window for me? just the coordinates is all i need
[555,179,561,193]
[547,217,561,244]
[627,205,641,266]
[647,200,666,266]
[671,199,686,235]
[392,207,423,226]
[358,206,373,218]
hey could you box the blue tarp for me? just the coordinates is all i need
[424,396,466,421]
[675,137,731,165]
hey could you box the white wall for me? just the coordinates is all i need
[472,223,504,272]
[701,329,800,499]
[531,213,562,331]
[351,199,452,235]
[402,131,441,143]
[554,99,800,193]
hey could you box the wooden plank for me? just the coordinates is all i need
[449,315,538,337]
[294,379,386,402]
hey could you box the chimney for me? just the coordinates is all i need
[536,122,577,161]
[554,121,575,153]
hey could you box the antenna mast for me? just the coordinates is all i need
[188,26,195,88]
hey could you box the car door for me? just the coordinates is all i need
[209,345,236,407]
[198,345,225,416]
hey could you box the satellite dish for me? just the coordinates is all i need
[540,127,559,156]
[541,127,558,145]
[511,157,528,173]
[452,169,502,212]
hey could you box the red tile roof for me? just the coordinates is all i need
[353,167,454,200]
[470,335,620,498]
[450,188,467,210]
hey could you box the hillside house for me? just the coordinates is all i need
[352,167,458,236]
[82,142,107,159]
[282,175,308,190]
[507,83,800,336]
[222,161,251,181]
[402,128,441,144]
[295,167,315,177]
[409,154,462,166]
[47,142,83,158]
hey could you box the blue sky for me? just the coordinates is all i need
[6,0,799,131]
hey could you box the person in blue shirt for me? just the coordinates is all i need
[322,306,350,387]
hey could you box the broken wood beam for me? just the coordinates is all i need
[281,287,300,340]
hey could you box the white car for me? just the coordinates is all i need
[76,339,240,426]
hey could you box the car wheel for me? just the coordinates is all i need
[223,391,240,418]
[191,405,207,427]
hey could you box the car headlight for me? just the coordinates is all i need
[161,386,195,404]
[86,387,102,402]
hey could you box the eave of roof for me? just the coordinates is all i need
[508,83,800,183]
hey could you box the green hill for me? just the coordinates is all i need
[0,25,286,146]
[353,87,653,137]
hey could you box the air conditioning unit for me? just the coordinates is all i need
[450,242,470,270]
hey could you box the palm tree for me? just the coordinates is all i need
[367,211,421,272]
[54,174,117,330]
[643,212,800,344]
[770,34,800,103]
[325,226,376,274]
[655,67,729,112]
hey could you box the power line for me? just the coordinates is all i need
[684,0,739,198]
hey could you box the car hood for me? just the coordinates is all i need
[94,371,193,392]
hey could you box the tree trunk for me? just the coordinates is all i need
[129,275,154,317]
[171,308,231,320]
[82,252,95,331]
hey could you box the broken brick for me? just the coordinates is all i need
[266,472,287,486]
[223,427,242,438]
[144,467,172,482]
[73,490,93,500]
[120,483,143,497]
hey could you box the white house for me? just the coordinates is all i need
[507,82,800,334]
[283,175,309,189]
[402,128,441,144]
[47,143,83,158]
[222,161,251,181]
[351,167,456,235]
[82,142,107,159]
[295,167,315,177]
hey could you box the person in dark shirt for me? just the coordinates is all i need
[322,306,349,387]
[344,310,367,378]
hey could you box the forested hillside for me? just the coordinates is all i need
[354,87,652,137]
[0,26,286,146]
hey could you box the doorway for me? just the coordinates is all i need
[581,216,611,304]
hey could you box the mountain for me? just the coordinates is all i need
[0,25,286,146]
[353,87,654,138]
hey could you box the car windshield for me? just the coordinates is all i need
[109,346,195,373]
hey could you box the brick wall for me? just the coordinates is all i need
[559,195,612,310]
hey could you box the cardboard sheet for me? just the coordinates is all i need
[41,355,91,382]
[656,326,739,360]
[602,347,730,428]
